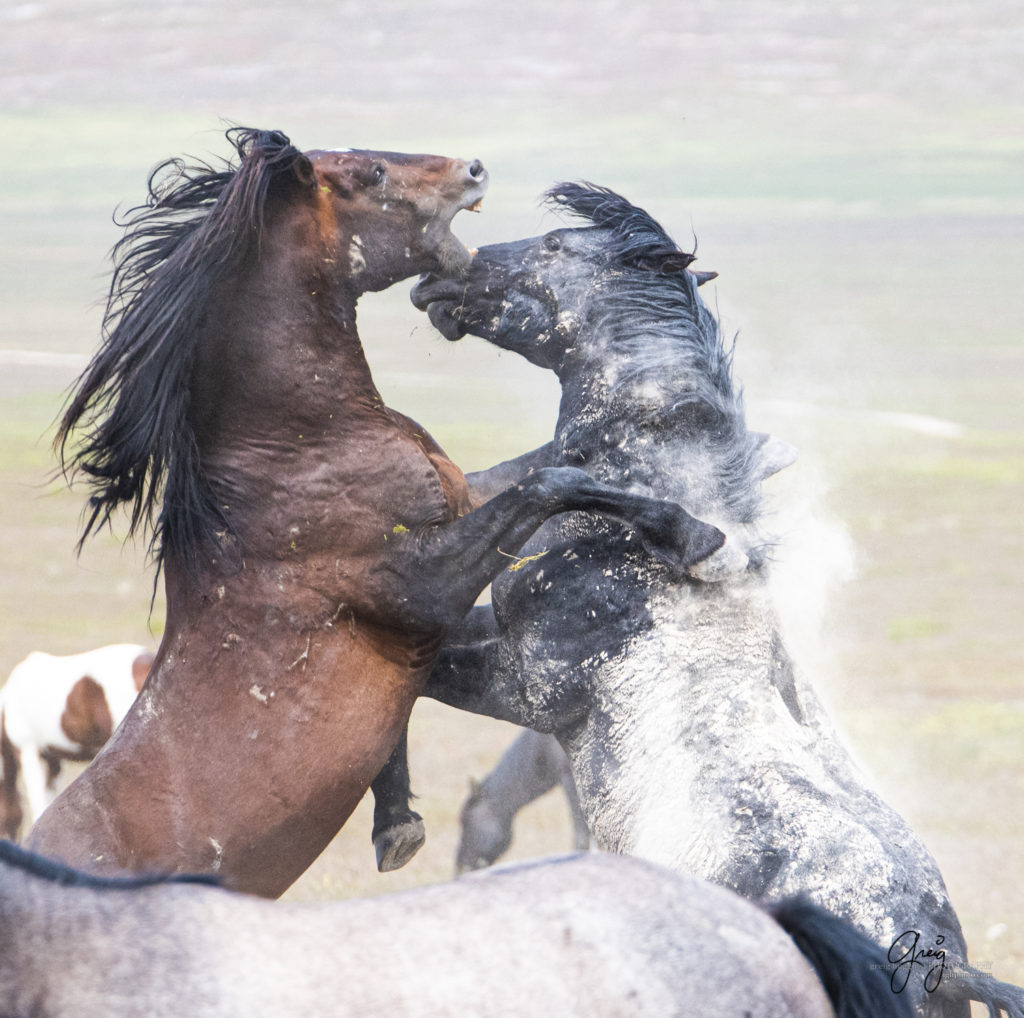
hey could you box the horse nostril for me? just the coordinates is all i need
[468,159,485,179]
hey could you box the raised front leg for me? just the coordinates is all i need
[398,466,727,632]
[369,728,424,873]
[463,443,555,506]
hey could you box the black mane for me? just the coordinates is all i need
[0,838,220,890]
[545,182,762,525]
[545,181,684,269]
[56,126,307,575]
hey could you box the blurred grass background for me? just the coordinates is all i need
[2,0,1022,993]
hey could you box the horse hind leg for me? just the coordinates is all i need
[0,718,24,840]
[369,728,425,873]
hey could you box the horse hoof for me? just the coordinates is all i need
[686,540,749,582]
[374,817,426,872]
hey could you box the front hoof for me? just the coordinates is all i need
[374,815,426,872]
[686,540,749,582]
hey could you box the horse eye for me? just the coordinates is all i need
[543,234,561,253]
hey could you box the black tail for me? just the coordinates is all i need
[943,966,1024,1018]
[770,897,914,1018]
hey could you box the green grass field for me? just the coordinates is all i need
[2,0,1022,996]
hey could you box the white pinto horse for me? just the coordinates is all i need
[0,644,153,838]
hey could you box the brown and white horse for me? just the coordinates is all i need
[27,129,727,896]
[0,644,152,838]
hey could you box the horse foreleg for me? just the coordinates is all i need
[425,606,558,731]
[463,442,555,506]
[369,728,425,873]
[407,466,727,631]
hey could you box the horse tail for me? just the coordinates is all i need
[939,965,1024,1018]
[769,897,915,1018]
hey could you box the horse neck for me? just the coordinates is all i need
[555,368,750,523]
[191,241,379,442]
[478,741,551,818]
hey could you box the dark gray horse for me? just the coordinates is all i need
[0,839,910,1017]
[410,183,1023,1018]
[456,729,589,873]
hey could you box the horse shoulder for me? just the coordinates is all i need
[383,408,473,519]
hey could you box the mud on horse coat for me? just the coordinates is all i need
[28,131,726,896]
[0,840,913,1018]
[0,644,152,838]
[412,183,1024,1018]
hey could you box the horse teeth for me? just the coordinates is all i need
[467,199,483,212]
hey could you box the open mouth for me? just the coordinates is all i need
[429,167,487,277]
[452,161,488,238]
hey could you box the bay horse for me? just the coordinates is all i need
[29,131,728,897]
[0,644,152,838]
[0,839,913,1018]
[410,183,1024,1017]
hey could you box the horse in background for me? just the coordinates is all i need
[29,130,726,896]
[0,644,152,838]
[412,183,1024,1017]
[0,839,913,1018]
[456,728,588,874]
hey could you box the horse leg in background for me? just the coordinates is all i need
[554,742,591,850]
[369,728,424,872]
[0,720,23,840]
[456,728,588,873]
[16,745,52,830]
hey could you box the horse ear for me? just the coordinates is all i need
[753,433,799,479]
[634,249,697,275]
[657,250,697,274]
[690,269,718,286]
[292,154,317,191]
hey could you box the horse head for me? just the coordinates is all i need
[413,182,782,561]
[300,148,488,293]
[55,128,488,579]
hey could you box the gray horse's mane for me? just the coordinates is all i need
[546,183,763,526]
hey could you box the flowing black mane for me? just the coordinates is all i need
[0,839,220,890]
[56,126,307,575]
[545,182,762,525]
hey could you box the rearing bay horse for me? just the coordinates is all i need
[29,129,726,896]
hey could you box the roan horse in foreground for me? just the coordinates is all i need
[28,131,727,896]
[412,183,1024,1018]
[0,840,911,1018]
